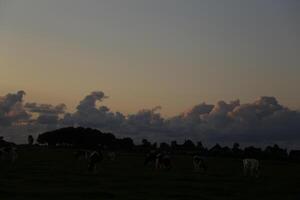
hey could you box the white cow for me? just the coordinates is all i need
[243,158,259,177]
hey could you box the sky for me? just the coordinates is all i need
[0,0,299,116]
[0,1,300,147]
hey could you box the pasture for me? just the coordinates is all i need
[0,146,299,200]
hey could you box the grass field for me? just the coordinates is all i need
[0,146,299,200]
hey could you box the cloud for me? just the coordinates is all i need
[160,97,300,146]
[36,114,59,125]
[24,102,66,126]
[76,91,107,113]
[25,103,66,115]
[62,91,125,130]
[0,91,66,142]
[0,90,300,147]
[0,91,31,126]
[123,106,165,135]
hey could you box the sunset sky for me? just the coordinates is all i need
[1,1,300,147]
[1,0,299,117]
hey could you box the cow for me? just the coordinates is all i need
[144,150,171,170]
[193,154,207,172]
[155,152,172,170]
[87,150,103,173]
[74,150,92,161]
[243,158,260,178]
[0,146,18,163]
[144,150,158,166]
[107,151,116,161]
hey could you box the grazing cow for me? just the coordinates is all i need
[144,150,158,166]
[107,151,116,161]
[193,155,207,172]
[10,147,18,162]
[0,147,18,163]
[74,150,92,161]
[0,147,8,161]
[243,158,260,178]
[88,150,103,173]
[155,152,172,170]
[144,150,171,170]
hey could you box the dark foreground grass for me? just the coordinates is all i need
[0,147,299,200]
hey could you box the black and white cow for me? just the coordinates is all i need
[107,151,116,161]
[144,150,171,170]
[243,158,260,178]
[193,154,207,172]
[155,152,172,170]
[87,150,103,173]
[144,150,158,166]
[74,150,92,161]
[0,146,18,163]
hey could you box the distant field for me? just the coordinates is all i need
[0,146,299,200]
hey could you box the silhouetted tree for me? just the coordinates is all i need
[232,142,243,158]
[264,144,288,160]
[209,144,223,156]
[28,135,34,145]
[171,140,178,150]
[289,150,300,162]
[152,142,157,149]
[244,146,263,158]
[222,146,232,157]
[36,127,296,160]
[233,142,240,150]
[182,140,196,151]
[117,137,134,150]
[0,137,15,148]
[38,127,129,149]
[142,139,151,148]
[160,142,170,151]
[196,141,204,150]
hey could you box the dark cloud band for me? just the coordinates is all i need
[0,91,299,147]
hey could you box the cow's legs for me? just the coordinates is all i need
[243,166,248,176]
[155,159,163,170]
[94,164,98,173]
[193,161,200,171]
[201,162,207,172]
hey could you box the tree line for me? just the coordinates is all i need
[34,127,300,161]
